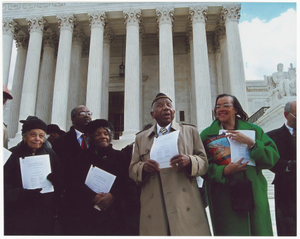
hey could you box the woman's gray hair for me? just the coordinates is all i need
[86,126,114,146]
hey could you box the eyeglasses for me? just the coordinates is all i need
[78,111,92,116]
[215,104,233,110]
[289,113,296,118]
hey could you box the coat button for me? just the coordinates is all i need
[150,193,154,198]
[182,188,187,192]
[148,215,151,219]
[103,156,107,160]
[186,207,190,212]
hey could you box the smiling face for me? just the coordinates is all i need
[215,96,237,126]
[23,129,45,153]
[151,98,175,127]
[92,127,111,148]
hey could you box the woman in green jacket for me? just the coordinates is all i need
[200,94,279,236]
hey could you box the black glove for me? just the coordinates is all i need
[23,188,42,201]
[287,160,296,172]
[47,173,64,193]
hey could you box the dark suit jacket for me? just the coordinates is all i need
[267,124,296,182]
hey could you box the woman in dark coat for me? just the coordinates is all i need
[74,119,138,235]
[4,116,62,235]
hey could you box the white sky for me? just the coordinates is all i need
[239,7,297,81]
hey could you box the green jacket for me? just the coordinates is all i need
[200,118,279,236]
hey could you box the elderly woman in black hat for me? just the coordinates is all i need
[4,116,62,235]
[73,119,136,235]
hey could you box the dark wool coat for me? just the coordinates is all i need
[4,141,62,235]
[73,144,138,235]
[267,124,296,236]
[200,118,279,236]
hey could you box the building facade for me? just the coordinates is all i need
[3,2,248,143]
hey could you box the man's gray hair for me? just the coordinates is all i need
[71,107,78,120]
[284,101,293,113]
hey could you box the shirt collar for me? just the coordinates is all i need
[156,123,171,136]
[285,123,294,135]
[74,128,84,140]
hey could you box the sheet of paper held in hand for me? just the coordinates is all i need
[19,154,54,194]
[219,130,256,166]
[150,130,180,169]
[85,165,116,211]
[3,147,12,165]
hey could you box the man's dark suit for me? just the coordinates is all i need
[52,126,86,235]
[267,124,296,236]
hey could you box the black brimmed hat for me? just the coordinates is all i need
[151,93,172,106]
[85,119,115,135]
[47,124,65,135]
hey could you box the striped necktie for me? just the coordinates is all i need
[292,129,296,141]
[160,127,168,135]
[81,134,88,149]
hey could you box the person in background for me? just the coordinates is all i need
[267,101,296,236]
[46,124,65,146]
[129,93,211,236]
[3,84,13,149]
[200,93,279,236]
[4,116,62,235]
[51,105,92,235]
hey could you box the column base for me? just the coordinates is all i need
[119,130,138,141]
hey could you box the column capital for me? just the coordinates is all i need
[188,5,208,24]
[56,14,76,32]
[43,30,58,48]
[3,18,19,36]
[88,11,107,29]
[123,9,142,27]
[14,30,29,49]
[26,16,47,34]
[220,5,241,23]
[72,28,85,46]
[104,27,114,44]
[156,6,174,26]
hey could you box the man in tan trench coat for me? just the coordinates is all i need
[129,93,211,236]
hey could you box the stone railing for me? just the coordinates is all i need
[248,107,270,123]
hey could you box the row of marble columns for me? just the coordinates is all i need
[3,4,247,142]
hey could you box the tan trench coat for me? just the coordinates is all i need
[129,121,211,236]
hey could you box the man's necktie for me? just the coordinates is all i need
[160,127,167,135]
[81,134,88,149]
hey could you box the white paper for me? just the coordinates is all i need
[85,165,116,211]
[19,155,54,194]
[196,176,204,188]
[3,147,12,165]
[219,130,256,166]
[150,130,180,169]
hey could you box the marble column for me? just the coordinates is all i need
[18,16,45,132]
[2,18,18,86]
[86,11,107,119]
[121,9,142,140]
[36,30,58,124]
[216,23,231,94]
[189,5,212,131]
[186,25,197,126]
[139,26,144,129]
[156,7,175,104]
[213,30,223,95]
[51,14,75,131]
[7,32,28,138]
[67,28,85,123]
[101,27,114,119]
[221,4,248,111]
